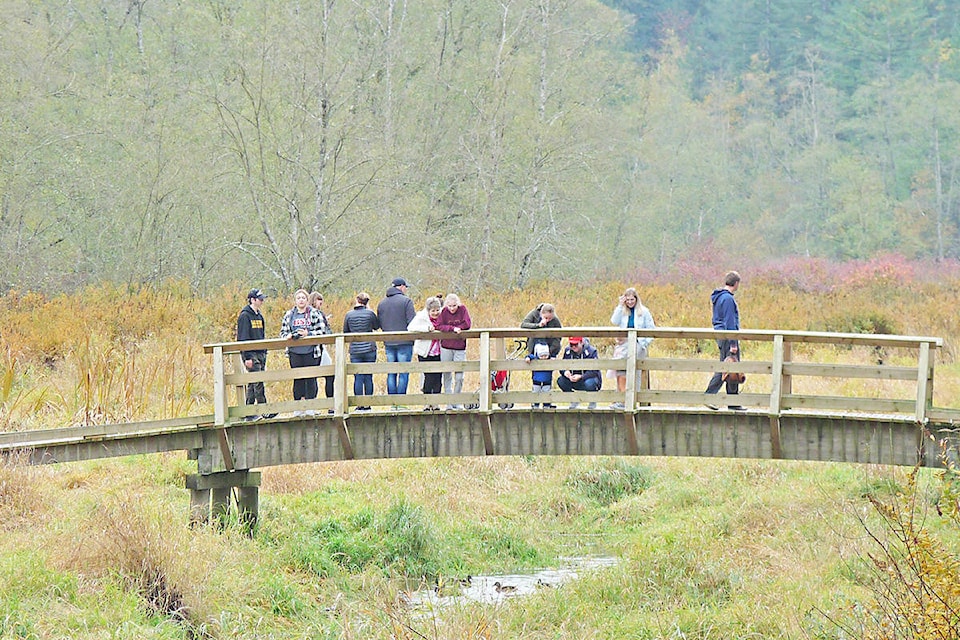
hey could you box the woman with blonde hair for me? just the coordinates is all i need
[409,296,444,408]
[610,287,656,403]
[280,289,324,413]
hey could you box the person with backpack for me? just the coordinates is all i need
[521,303,562,408]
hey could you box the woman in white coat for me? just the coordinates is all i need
[610,287,656,397]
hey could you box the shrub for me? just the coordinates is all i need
[566,460,654,506]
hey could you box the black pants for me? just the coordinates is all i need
[705,339,740,395]
[245,353,267,405]
[420,354,442,394]
[289,352,319,400]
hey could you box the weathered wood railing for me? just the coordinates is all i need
[203,328,944,424]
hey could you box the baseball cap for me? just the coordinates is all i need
[247,288,266,300]
[392,277,408,287]
[569,336,584,344]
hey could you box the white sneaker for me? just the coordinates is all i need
[569,402,579,409]
[587,402,597,409]
[293,410,305,417]
[611,402,624,409]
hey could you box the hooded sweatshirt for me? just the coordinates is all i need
[710,288,739,331]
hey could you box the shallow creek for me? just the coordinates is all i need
[404,556,619,609]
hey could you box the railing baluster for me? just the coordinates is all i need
[213,346,227,427]
[625,330,638,410]
[915,341,930,424]
[334,336,347,416]
[479,332,491,412]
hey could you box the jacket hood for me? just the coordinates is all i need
[710,288,731,304]
[385,286,404,297]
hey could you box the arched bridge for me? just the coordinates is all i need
[2,327,959,526]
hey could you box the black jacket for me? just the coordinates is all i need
[237,304,266,360]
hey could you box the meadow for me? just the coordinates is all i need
[1,259,959,638]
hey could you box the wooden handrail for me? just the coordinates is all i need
[207,327,945,427]
[203,327,943,354]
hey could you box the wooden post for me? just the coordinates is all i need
[479,332,491,413]
[624,330,638,410]
[237,486,259,536]
[232,353,246,407]
[334,336,348,416]
[768,334,784,459]
[915,341,930,424]
[188,488,210,526]
[211,487,231,527]
[213,346,227,427]
[781,340,793,396]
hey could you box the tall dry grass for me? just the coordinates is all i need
[3,266,960,431]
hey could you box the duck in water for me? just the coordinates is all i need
[493,581,517,593]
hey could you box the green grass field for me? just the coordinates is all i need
[1,273,959,638]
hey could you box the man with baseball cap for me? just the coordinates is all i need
[377,277,416,399]
[237,288,272,418]
[557,336,601,408]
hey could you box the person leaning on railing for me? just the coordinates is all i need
[521,303,562,408]
[437,293,472,409]
[409,296,443,410]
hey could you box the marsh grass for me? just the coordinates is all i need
[2,271,960,637]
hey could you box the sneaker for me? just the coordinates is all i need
[244,415,261,422]
[729,405,746,411]
[543,403,556,409]
[587,402,597,410]
[611,402,625,409]
[293,410,305,417]
[532,403,540,409]
[262,413,278,419]
[569,402,579,409]
[705,403,719,411]
[356,406,371,412]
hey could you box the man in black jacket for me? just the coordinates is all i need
[237,288,269,414]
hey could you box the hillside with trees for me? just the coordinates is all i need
[2,0,959,295]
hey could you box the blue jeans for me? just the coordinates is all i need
[556,375,601,392]
[351,350,377,398]
[384,343,413,394]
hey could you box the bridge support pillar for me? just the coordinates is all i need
[185,471,261,534]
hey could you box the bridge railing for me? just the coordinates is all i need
[203,328,943,426]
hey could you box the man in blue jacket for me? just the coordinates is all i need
[705,271,744,409]
[557,336,601,408]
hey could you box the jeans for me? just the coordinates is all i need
[440,347,466,405]
[244,354,267,405]
[351,350,377,398]
[706,339,740,395]
[556,376,601,393]
[385,343,413,394]
[289,352,319,401]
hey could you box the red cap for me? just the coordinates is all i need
[569,336,583,344]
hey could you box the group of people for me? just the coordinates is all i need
[235,271,743,416]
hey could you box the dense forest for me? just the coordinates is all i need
[1,0,959,295]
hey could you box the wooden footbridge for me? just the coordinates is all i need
[2,327,959,527]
